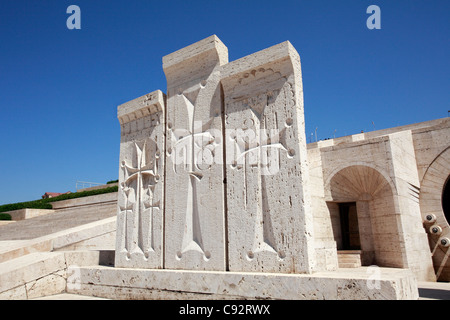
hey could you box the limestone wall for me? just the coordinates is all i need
[4,208,54,221]
[308,118,450,281]
[307,147,338,271]
[315,131,436,281]
[412,120,450,281]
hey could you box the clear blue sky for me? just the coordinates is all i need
[0,0,449,205]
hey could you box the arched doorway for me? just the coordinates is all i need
[327,165,406,268]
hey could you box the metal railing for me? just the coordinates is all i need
[75,181,103,191]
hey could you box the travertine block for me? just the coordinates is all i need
[163,35,228,271]
[115,90,165,269]
[221,41,315,273]
[70,266,419,300]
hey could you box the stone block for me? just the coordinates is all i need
[115,90,166,269]
[221,41,315,273]
[163,35,228,271]
[69,266,419,300]
[0,252,66,296]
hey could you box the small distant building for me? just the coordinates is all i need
[42,192,71,199]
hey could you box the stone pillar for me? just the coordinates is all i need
[115,90,166,268]
[387,131,436,281]
[163,36,229,271]
[221,41,316,273]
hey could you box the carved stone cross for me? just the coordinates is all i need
[121,139,160,257]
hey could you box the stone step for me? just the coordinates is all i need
[0,252,67,299]
[31,293,109,300]
[339,254,362,261]
[337,251,362,268]
[0,251,107,300]
[0,217,116,264]
[339,262,361,268]
[0,201,116,241]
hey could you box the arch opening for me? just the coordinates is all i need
[327,165,404,268]
[443,175,450,225]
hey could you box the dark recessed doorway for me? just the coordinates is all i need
[339,202,361,250]
[443,176,450,224]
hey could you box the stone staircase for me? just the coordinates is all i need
[0,193,117,241]
[337,250,362,268]
[0,193,118,299]
[0,203,116,241]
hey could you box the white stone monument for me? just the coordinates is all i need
[97,35,419,300]
[163,36,228,271]
[221,41,316,273]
